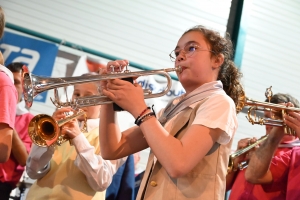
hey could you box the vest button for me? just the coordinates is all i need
[150,181,157,187]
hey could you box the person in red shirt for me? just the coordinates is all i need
[0,62,34,200]
[227,93,300,200]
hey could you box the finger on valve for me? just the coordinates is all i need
[107,60,129,73]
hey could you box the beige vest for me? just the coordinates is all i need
[26,128,105,200]
[137,101,233,200]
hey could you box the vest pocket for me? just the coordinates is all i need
[176,173,215,199]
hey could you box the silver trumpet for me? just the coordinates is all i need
[22,65,182,109]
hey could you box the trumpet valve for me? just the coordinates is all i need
[258,118,265,125]
[56,135,64,146]
[124,64,131,73]
[265,86,273,102]
[238,161,248,171]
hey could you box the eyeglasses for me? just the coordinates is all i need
[169,43,215,62]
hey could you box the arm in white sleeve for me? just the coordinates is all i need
[72,133,127,192]
[26,144,55,179]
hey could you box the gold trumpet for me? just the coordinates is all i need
[28,109,86,147]
[239,86,300,136]
[227,135,268,174]
[22,65,182,109]
[227,86,300,173]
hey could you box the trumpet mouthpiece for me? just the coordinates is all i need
[176,66,182,73]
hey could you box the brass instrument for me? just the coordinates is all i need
[227,135,268,174]
[239,86,300,135]
[28,110,86,147]
[22,65,182,109]
[227,86,300,173]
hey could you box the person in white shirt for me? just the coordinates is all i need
[98,25,245,200]
[26,72,126,200]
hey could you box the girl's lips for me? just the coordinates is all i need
[180,66,188,71]
[176,65,187,74]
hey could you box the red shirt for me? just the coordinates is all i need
[229,147,294,200]
[283,147,300,200]
[0,112,34,187]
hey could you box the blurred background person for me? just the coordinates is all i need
[0,7,19,199]
[227,93,300,200]
[0,62,34,200]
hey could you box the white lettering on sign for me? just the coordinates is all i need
[0,43,40,71]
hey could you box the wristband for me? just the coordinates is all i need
[135,112,156,126]
[134,107,150,124]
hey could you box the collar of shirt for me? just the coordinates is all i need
[0,64,14,83]
[279,139,300,148]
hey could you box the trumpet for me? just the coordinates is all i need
[239,86,300,135]
[227,135,268,174]
[28,109,86,147]
[22,65,182,109]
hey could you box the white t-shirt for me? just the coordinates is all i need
[159,91,237,145]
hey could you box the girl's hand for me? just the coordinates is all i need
[102,78,147,118]
[99,59,129,95]
[52,107,73,120]
[52,107,81,139]
[101,60,147,117]
[106,60,129,73]
[60,118,81,139]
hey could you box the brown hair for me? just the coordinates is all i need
[182,25,245,113]
[267,93,300,108]
[0,6,5,39]
[6,62,24,72]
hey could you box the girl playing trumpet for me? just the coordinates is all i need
[99,25,244,200]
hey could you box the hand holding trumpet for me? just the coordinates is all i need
[52,107,82,140]
[234,137,258,166]
[228,137,260,174]
[100,60,148,117]
[284,102,300,138]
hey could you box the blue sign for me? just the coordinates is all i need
[0,31,58,102]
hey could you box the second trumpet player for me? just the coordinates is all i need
[25,72,127,199]
[227,93,300,200]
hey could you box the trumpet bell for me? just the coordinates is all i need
[28,114,61,147]
[28,110,86,147]
[22,65,70,108]
[22,66,34,108]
